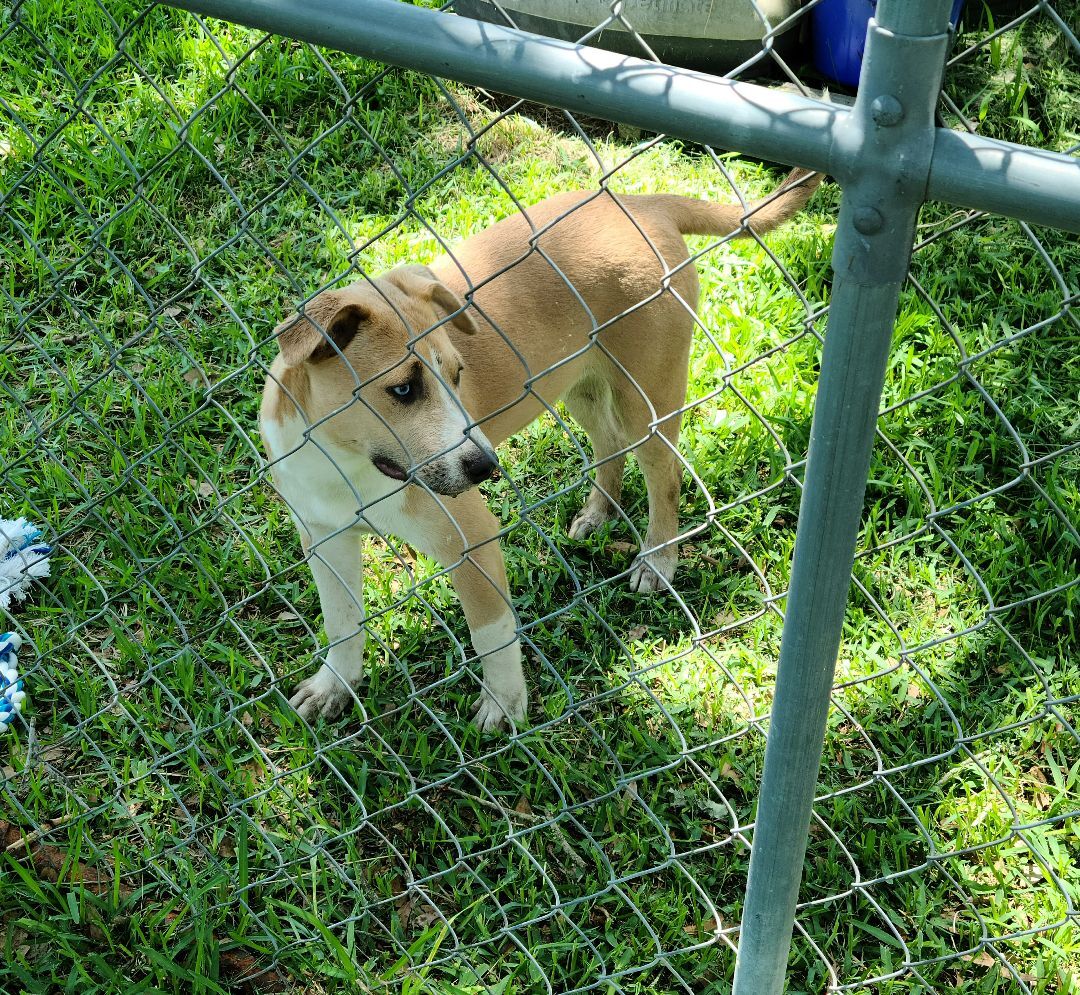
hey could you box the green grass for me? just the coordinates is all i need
[1,1,1078,992]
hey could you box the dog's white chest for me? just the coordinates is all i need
[262,412,408,535]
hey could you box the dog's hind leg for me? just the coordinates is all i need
[629,425,684,592]
[563,375,627,541]
[602,297,693,594]
[289,523,368,720]
[402,489,527,732]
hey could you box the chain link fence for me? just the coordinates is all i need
[1,0,1078,991]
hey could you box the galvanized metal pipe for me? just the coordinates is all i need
[929,129,1080,231]
[730,2,955,992]
[165,0,840,173]
[162,0,1080,232]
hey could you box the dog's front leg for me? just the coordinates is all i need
[408,490,527,732]
[289,522,367,721]
[468,605,526,734]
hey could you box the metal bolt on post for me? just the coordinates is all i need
[730,3,957,993]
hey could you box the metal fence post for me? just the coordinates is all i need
[730,3,956,993]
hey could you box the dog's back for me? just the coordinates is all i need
[430,169,820,441]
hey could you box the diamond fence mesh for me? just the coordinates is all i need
[1,0,1078,992]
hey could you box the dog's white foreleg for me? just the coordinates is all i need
[402,489,528,732]
[289,523,367,721]
[470,613,527,733]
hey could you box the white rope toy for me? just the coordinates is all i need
[0,517,52,611]
[0,633,25,734]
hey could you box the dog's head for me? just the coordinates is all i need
[272,265,497,497]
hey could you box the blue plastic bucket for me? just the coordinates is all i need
[811,0,966,88]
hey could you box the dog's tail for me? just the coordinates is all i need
[659,168,822,238]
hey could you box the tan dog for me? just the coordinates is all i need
[260,169,819,731]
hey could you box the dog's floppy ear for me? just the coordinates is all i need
[385,264,477,336]
[274,291,369,368]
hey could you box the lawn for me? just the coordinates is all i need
[1,1,1078,993]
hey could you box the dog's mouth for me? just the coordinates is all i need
[371,455,475,497]
[372,456,408,481]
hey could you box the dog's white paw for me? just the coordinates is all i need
[568,505,613,541]
[471,681,528,733]
[629,552,677,593]
[289,665,360,721]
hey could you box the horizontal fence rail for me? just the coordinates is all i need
[163,0,1080,231]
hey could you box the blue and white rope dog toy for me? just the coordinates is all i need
[0,633,25,734]
[0,518,52,733]
[1,518,52,611]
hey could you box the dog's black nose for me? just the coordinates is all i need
[463,450,499,484]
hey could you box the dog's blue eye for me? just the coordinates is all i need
[388,376,421,403]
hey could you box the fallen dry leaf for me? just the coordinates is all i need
[412,904,440,931]
[590,906,612,928]
[684,915,721,936]
[183,366,210,387]
[396,896,414,931]
[513,795,534,816]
